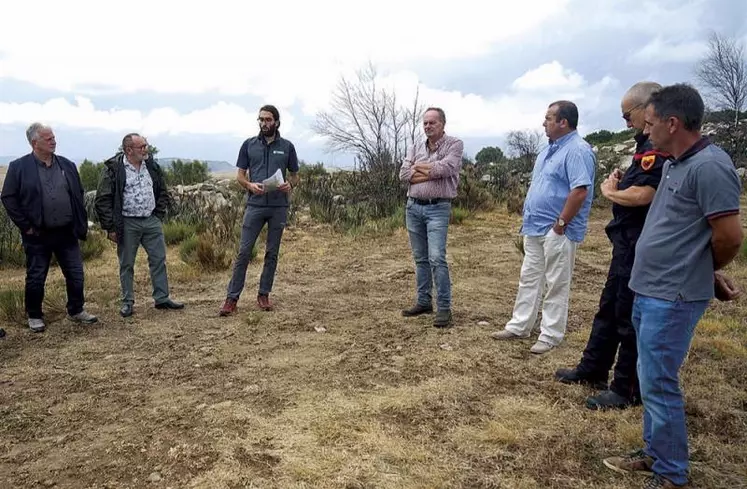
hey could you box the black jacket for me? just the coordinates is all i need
[1,153,88,240]
[94,153,170,239]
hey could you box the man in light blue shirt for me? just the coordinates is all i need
[492,100,596,354]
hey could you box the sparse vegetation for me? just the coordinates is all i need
[80,229,107,261]
[162,220,198,245]
[0,205,24,268]
[0,204,746,489]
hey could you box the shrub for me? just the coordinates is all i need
[195,234,232,271]
[506,189,525,215]
[450,206,470,225]
[0,206,24,268]
[180,233,253,270]
[0,286,67,325]
[454,167,495,212]
[179,235,199,264]
[80,230,107,261]
[163,221,197,245]
[298,161,327,178]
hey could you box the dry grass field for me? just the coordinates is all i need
[1,206,746,489]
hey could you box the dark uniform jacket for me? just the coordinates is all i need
[604,132,670,273]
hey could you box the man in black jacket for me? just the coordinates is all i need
[1,123,98,332]
[555,82,669,410]
[219,105,299,315]
[95,133,183,317]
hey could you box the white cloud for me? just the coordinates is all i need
[0,60,615,142]
[629,38,708,64]
[0,0,569,113]
[511,61,585,91]
[336,64,617,138]
[0,97,294,138]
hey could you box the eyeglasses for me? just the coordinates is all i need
[622,104,643,122]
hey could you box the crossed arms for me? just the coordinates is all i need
[399,139,464,185]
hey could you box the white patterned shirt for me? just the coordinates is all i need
[122,157,156,217]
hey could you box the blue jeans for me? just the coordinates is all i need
[406,199,451,311]
[632,294,709,486]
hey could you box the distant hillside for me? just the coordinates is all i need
[158,157,234,174]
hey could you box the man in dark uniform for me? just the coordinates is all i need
[555,82,670,410]
[218,105,299,315]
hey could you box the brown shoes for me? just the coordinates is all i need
[603,449,654,476]
[219,298,238,316]
[257,294,273,311]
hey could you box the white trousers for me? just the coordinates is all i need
[505,230,578,346]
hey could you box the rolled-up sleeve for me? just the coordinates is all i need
[429,139,464,180]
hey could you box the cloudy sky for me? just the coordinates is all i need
[1,0,745,168]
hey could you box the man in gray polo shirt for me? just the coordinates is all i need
[602,84,743,489]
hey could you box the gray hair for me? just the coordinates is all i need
[425,107,446,124]
[624,81,663,105]
[26,122,52,144]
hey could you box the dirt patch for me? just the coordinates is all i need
[1,207,746,488]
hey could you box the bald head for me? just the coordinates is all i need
[622,81,662,131]
[623,81,662,106]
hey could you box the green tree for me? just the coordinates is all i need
[475,146,505,165]
[78,159,106,192]
[165,159,209,185]
[475,146,505,176]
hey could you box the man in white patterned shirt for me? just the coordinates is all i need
[399,107,464,328]
[95,133,183,317]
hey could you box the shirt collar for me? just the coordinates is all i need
[33,153,56,167]
[426,133,447,151]
[675,136,711,163]
[548,130,576,148]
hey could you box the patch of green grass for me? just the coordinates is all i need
[163,221,198,245]
[80,230,107,261]
[450,206,470,225]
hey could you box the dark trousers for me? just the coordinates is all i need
[21,227,85,319]
[227,205,287,300]
[577,242,640,401]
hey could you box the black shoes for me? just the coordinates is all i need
[120,304,133,318]
[554,367,608,391]
[586,389,641,411]
[433,310,453,328]
[401,304,433,317]
[155,299,185,310]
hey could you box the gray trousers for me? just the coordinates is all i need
[227,205,287,300]
[117,215,169,305]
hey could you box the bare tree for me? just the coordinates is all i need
[312,63,425,177]
[696,33,747,127]
[506,129,545,173]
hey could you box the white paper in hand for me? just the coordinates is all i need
[262,169,285,192]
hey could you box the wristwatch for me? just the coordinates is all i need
[556,217,567,228]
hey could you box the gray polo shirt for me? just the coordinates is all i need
[629,138,742,301]
[36,155,73,229]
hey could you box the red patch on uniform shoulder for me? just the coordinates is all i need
[641,155,656,171]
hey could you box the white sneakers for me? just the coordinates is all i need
[27,310,98,333]
[27,318,45,333]
[490,328,556,354]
